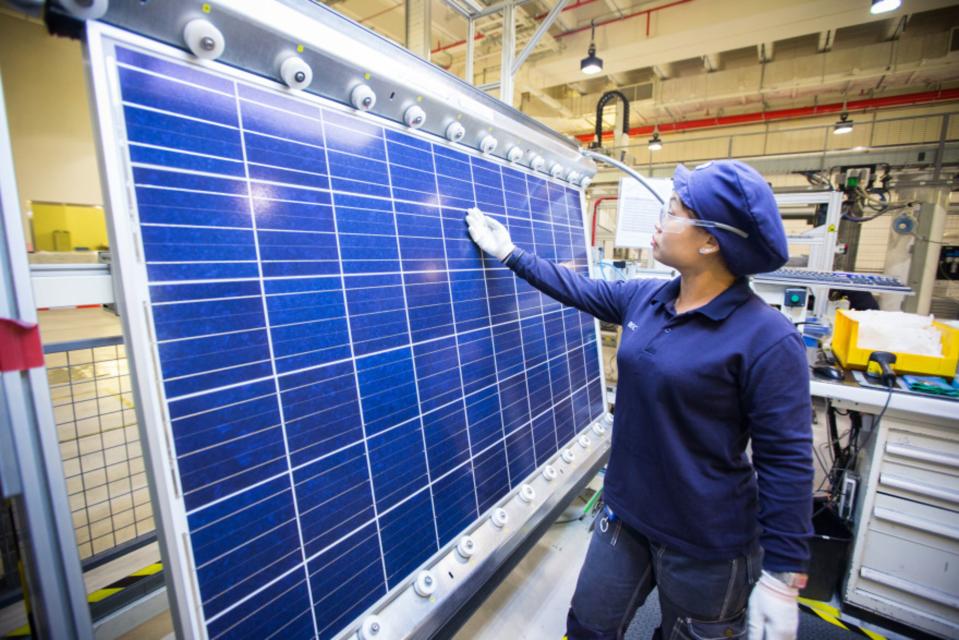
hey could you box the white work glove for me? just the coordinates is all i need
[747,571,799,640]
[466,207,515,262]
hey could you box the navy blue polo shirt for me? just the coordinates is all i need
[505,249,813,572]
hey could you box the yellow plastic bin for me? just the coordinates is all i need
[831,310,959,378]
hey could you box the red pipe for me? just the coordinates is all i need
[533,0,601,20]
[432,33,485,55]
[591,196,618,246]
[554,0,695,39]
[575,88,959,144]
[430,0,688,55]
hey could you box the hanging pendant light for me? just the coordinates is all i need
[833,113,854,135]
[580,21,603,75]
[648,127,663,151]
[870,0,902,15]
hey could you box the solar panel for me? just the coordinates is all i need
[88,29,604,640]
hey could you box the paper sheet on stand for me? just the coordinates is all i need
[614,176,673,248]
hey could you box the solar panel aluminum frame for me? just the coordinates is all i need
[84,0,596,185]
[84,20,610,639]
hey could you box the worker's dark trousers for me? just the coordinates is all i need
[565,510,762,640]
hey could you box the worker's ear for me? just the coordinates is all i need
[698,234,720,255]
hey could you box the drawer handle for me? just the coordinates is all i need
[885,443,959,470]
[873,506,959,542]
[860,567,959,610]
[879,474,959,506]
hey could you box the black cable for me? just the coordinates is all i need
[850,386,894,463]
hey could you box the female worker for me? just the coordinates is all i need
[466,160,813,640]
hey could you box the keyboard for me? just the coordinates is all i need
[753,268,913,293]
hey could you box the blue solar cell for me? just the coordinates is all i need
[413,336,462,412]
[294,442,375,558]
[525,363,552,418]
[379,489,438,587]
[473,442,509,512]
[308,523,386,639]
[505,424,536,487]
[465,385,504,452]
[109,42,603,639]
[206,567,315,640]
[422,403,470,478]
[367,418,429,511]
[531,411,559,464]
[355,347,419,436]
[432,463,479,545]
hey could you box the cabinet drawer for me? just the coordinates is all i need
[871,493,959,553]
[880,430,959,512]
[855,526,959,635]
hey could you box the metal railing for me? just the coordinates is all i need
[43,336,155,568]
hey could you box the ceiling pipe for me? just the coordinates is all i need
[574,88,959,144]
[554,0,695,39]
[430,0,688,56]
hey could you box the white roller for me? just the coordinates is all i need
[542,465,558,481]
[279,56,312,90]
[413,570,437,597]
[456,535,476,559]
[359,615,385,639]
[518,484,536,504]
[183,19,225,61]
[561,448,575,464]
[445,121,466,143]
[506,146,524,163]
[479,135,498,155]
[490,507,509,528]
[350,84,376,111]
[404,105,426,129]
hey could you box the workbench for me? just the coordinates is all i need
[811,379,959,639]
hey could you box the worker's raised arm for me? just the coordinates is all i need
[466,207,631,325]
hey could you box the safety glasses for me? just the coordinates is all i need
[658,204,750,239]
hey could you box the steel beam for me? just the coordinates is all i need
[511,0,570,76]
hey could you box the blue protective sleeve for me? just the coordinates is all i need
[504,248,632,325]
[742,333,815,572]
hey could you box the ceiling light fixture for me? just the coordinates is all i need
[580,21,603,75]
[870,0,901,15]
[648,128,663,151]
[834,112,853,135]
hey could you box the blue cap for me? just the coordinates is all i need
[672,160,789,276]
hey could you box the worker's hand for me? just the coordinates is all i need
[747,572,799,640]
[466,207,515,262]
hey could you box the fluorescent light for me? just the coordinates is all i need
[870,0,901,15]
[833,113,854,135]
[580,43,603,75]
[648,132,663,151]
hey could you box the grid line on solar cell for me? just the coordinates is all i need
[383,137,445,553]
[233,79,323,636]
[315,105,393,597]
[110,42,604,639]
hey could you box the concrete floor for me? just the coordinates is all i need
[37,306,123,344]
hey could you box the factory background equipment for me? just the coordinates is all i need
[71,1,609,638]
